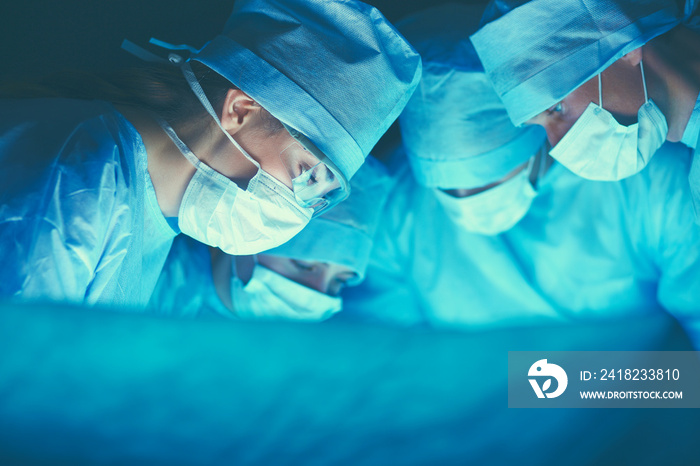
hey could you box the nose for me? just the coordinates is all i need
[303,268,333,295]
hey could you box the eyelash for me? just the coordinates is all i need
[547,102,563,115]
[292,259,315,272]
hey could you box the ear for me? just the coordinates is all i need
[220,89,260,134]
[619,47,643,67]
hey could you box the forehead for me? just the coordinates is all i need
[563,75,599,101]
[259,255,355,276]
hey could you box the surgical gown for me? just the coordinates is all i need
[0,98,177,307]
[148,234,230,319]
[343,142,700,344]
[682,91,700,222]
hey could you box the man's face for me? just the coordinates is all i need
[525,58,646,147]
[440,160,529,198]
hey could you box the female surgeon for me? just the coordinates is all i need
[0,0,421,308]
[148,157,393,322]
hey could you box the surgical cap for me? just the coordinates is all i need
[397,3,545,189]
[192,0,422,180]
[265,156,392,282]
[470,0,683,127]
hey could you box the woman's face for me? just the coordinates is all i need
[224,120,342,213]
[257,255,358,296]
[213,92,346,214]
[209,121,321,190]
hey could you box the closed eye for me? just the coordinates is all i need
[546,102,563,115]
[291,259,316,272]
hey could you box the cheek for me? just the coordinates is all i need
[242,133,295,189]
[298,275,326,294]
[544,113,582,148]
[546,81,598,146]
[542,120,569,147]
[260,159,293,189]
[255,147,293,188]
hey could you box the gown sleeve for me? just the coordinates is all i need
[0,99,134,304]
[645,144,700,347]
[340,166,427,327]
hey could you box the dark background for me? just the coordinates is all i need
[0,0,484,158]
[0,0,484,82]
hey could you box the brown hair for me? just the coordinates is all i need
[0,61,283,134]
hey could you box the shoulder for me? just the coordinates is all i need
[0,98,142,158]
[0,98,144,197]
[643,142,692,184]
[615,142,693,201]
[618,142,697,250]
[0,98,145,244]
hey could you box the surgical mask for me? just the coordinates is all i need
[157,119,312,255]
[231,263,343,322]
[435,155,539,235]
[549,60,668,181]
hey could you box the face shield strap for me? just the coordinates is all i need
[121,37,206,65]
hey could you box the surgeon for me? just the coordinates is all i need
[470,0,700,221]
[342,3,700,346]
[0,0,421,307]
[149,157,392,322]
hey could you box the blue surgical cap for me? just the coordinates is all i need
[470,0,683,127]
[397,3,545,189]
[192,0,422,180]
[265,156,392,282]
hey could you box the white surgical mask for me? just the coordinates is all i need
[231,263,343,322]
[157,62,313,255]
[549,60,668,181]
[158,119,312,255]
[435,155,539,236]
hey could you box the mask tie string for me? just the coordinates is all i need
[640,59,649,103]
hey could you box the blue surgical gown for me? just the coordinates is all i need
[343,142,700,344]
[148,235,231,319]
[0,98,177,308]
[682,91,700,223]
[690,145,700,223]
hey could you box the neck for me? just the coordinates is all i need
[645,27,700,142]
[115,106,257,217]
[210,250,256,313]
[115,105,196,216]
[210,248,234,312]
